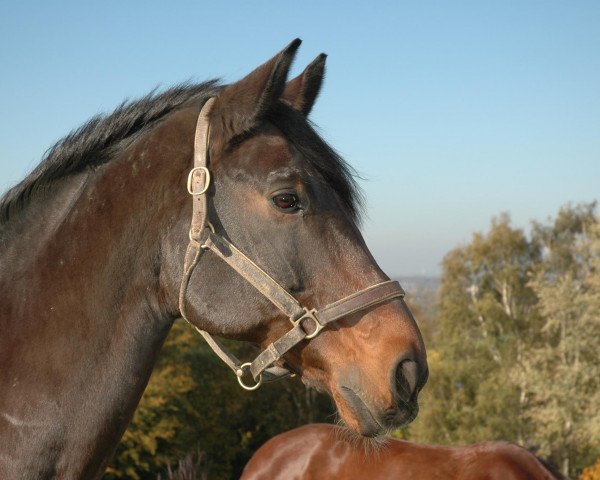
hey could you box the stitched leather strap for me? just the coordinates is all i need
[179,98,248,376]
[249,281,404,378]
[204,232,306,320]
[317,280,404,325]
[178,98,296,385]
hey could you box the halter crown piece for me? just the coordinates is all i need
[178,98,406,391]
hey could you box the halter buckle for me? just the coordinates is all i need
[293,308,323,340]
[187,167,211,195]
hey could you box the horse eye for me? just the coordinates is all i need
[272,193,299,212]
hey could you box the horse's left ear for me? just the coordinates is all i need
[281,53,326,116]
[209,39,301,144]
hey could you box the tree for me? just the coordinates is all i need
[519,207,600,476]
[400,204,600,478]
[403,214,540,444]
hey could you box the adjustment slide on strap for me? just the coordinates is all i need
[293,308,323,340]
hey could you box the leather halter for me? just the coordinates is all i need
[179,98,406,390]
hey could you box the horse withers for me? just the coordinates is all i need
[0,39,427,478]
[241,424,567,480]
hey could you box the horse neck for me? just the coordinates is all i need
[0,106,197,478]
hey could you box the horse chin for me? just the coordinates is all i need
[334,385,420,437]
[299,368,419,436]
[393,401,420,428]
[338,386,385,437]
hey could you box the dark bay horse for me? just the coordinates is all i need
[0,40,427,478]
[241,424,567,480]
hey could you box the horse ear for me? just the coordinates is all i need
[281,53,326,116]
[210,38,301,142]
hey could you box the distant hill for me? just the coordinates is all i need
[394,276,440,336]
[396,276,440,307]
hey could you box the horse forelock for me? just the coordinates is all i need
[265,101,364,222]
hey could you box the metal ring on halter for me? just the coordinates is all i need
[236,362,263,391]
[200,224,216,250]
[187,167,211,195]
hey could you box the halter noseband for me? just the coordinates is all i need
[178,98,406,390]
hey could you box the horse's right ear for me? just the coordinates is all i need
[281,53,326,116]
[210,38,301,143]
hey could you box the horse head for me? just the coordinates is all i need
[165,39,428,436]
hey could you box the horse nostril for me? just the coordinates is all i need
[394,359,419,403]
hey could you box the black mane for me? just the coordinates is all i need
[0,81,220,223]
[0,81,362,223]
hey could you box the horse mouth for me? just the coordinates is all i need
[338,385,419,437]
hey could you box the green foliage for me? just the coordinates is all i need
[522,216,600,474]
[399,203,600,478]
[405,213,539,443]
[104,323,334,479]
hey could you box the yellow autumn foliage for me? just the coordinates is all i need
[581,459,600,480]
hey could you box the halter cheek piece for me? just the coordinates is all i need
[179,98,406,391]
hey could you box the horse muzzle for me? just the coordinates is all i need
[334,358,427,436]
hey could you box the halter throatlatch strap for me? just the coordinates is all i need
[179,98,406,391]
[179,98,245,375]
[178,98,292,388]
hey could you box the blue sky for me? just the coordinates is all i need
[1,1,598,276]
